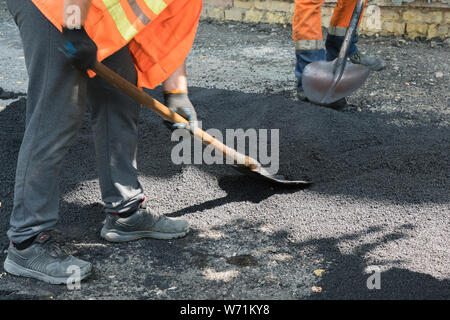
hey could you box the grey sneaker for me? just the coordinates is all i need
[100,204,189,242]
[3,232,92,284]
[297,89,348,109]
[350,52,386,71]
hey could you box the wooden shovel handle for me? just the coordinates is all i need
[92,62,259,170]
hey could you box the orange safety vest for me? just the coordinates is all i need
[32,0,202,89]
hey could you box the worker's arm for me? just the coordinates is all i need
[64,0,92,29]
[163,62,188,93]
[163,62,198,131]
[60,0,97,71]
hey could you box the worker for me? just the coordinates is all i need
[3,0,202,284]
[293,0,386,108]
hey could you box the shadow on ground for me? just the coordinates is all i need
[0,212,448,300]
[165,175,304,217]
[296,224,450,299]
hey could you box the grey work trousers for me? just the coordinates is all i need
[6,0,145,243]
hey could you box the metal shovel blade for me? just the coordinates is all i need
[301,0,369,105]
[302,59,370,105]
[231,164,312,187]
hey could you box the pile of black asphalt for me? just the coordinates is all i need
[0,12,449,299]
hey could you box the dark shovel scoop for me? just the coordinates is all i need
[231,164,312,188]
[302,0,370,105]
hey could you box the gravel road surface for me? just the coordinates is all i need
[0,2,449,300]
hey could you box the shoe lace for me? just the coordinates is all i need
[350,52,361,62]
[42,239,69,258]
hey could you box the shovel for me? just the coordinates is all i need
[92,62,311,187]
[301,0,370,105]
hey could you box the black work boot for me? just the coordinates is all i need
[297,89,347,110]
[350,52,386,71]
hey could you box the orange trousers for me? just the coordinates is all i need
[293,0,367,49]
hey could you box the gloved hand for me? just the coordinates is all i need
[164,92,198,132]
[60,27,98,72]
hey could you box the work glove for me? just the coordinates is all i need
[164,92,198,132]
[59,27,98,72]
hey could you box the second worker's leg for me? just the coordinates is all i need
[293,0,347,108]
[326,0,385,71]
[293,0,326,94]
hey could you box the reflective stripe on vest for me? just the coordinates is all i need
[144,0,167,15]
[103,0,138,41]
[103,0,168,42]
[127,0,151,25]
